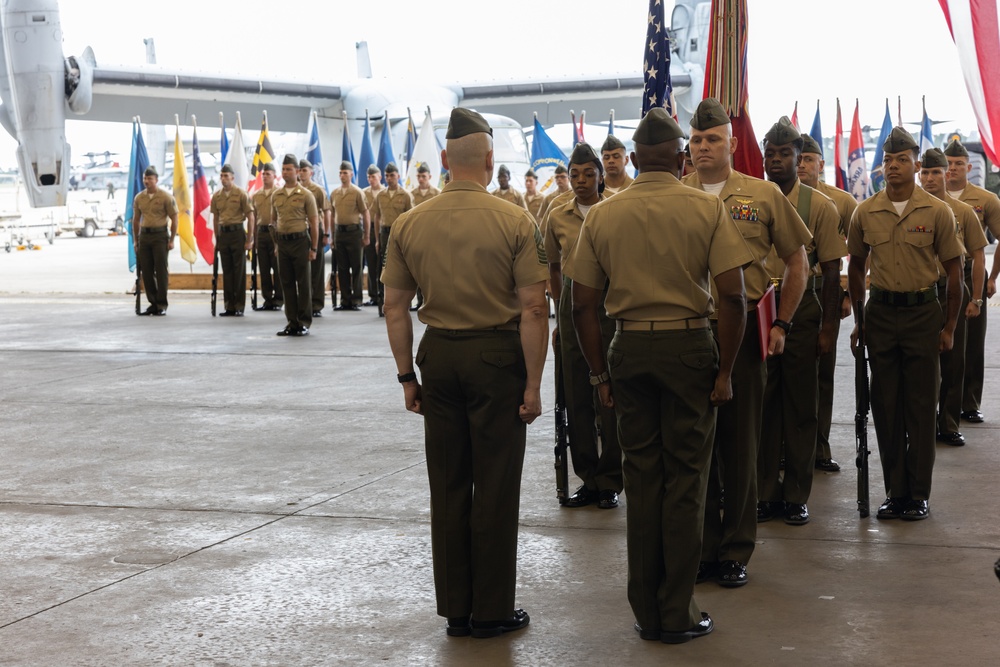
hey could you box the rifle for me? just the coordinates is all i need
[554,344,570,504]
[134,249,142,315]
[250,247,259,311]
[855,300,871,518]
[211,248,219,317]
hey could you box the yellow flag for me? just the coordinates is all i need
[172,127,197,265]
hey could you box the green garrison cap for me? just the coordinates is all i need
[416,163,430,174]
[298,158,312,169]
[601,134,626,152]
[764,116,801,145]
[690,98,730,130]
[339,160,354,171]
[883,126,918,153]
[384,162,398,174]
[220,164,234,174]
[801,135,823,156]
[498,164,510,176]
[632,108,685,145]
[922,148,948,169]
[143,165,158,177]
[524,169,537,179]
[569,142,603,172]
[282,154,298,166]
[262,162,276,173]
[446,107,493,139]
[367,165,380,176]
[554,164,567,174]
[944,138,969,158]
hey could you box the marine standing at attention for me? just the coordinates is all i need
[210,163,255,317]
[132,165,179,316]
[271,154,319,336]
[382,107,548,639]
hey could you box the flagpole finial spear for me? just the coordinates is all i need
[235,110,241,124]
[174,114,179,127]
[219,111,223,124]
[191,115,197,129]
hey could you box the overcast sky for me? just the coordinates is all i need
[0,0,979,167]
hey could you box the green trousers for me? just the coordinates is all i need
[609,328,715,632]
[217,227,246,313]
[138,228,169,311]
[866,299,942,500]
[335,226,364,307]
[938,276,971,433]
[256,228,282,307]
[276,234,312,329]
[703,311,765,564]
[558,280,622,493]
[962,265,986,413]
[759,292,821,504]
[417,328,527,621]
[310,236,326,312]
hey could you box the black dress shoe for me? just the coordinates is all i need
[900,499,930,521]
[961,410,985,423]
[757,500,785,523]
[937,431,966,446]
[470,609,529,639]
[276,325,295,336]
[348,304,361,311]
[271,303,284,311]
[718,560,748,587]
[333,305,347,311]
[598,489,619,509]
[876,497,905,519]
[661,612,714,644]
[562,485,599,508]
[294,326,309,336]
[815,457,841,472]
[234,311,244,317]
[696,561,719,584]
[312,310,323,317]
[138,306,155,316]
[151,309,166,316]
[784,503,810,525]
[362,299,378,307]
[219,310,235,317]
[445,616,471,637]
[633,622,659,641]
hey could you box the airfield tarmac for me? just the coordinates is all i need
[0,234,998,665]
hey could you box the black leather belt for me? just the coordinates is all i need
[219,224,244,232]
[141,227,168,233]
[276,231,308,240]
[870,284,938,307]
[336,224,362,232]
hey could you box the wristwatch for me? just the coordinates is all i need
[589,370,610,386]
[973,298,984,307]
[397,372,417,383]
[772,318,792,334]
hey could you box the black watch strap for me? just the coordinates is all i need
[397,372,417,383]
[772,318,792,334]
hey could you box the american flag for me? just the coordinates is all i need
[642,0,673,117]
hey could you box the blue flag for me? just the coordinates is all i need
[870,100,893,194]
[810,102,823,158]
[531,116,568,194]
[377,115,396,185]
[342,117,357,184]
[920,105,935,155]
[124,119,150,272]
[642,0,672,116]
[305,114,328,191]
[220,117,230,167]
[358,112,376,184]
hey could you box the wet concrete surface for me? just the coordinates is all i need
[1,257,1000,664]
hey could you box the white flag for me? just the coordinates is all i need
[405,110,441,190]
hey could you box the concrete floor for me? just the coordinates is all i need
[1,237,999,665]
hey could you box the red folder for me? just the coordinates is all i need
[757,283,776,360]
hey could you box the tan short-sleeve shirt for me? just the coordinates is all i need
[411,186,440,207]
[210,186,253,225]
[847,186,964,292]
[304,182,331,216]
[566,171,753,321]
[375,188,414,229]
[544,195,604,266]
[525,193,545,223]
[491,187,528,210]
[363,185,382,213]
[765,181,847,279]
[683,170,813,301]
[133,188,178,229]
[252,188,275,227]
[272,185,318,234]
[938,194,986,274]
[331,184,368,226]
[381,180,548,330]
[817,181,857,239]
[956,183,1000,238]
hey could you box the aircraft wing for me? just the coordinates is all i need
[458,72,692,127]
[90,65,343,131]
